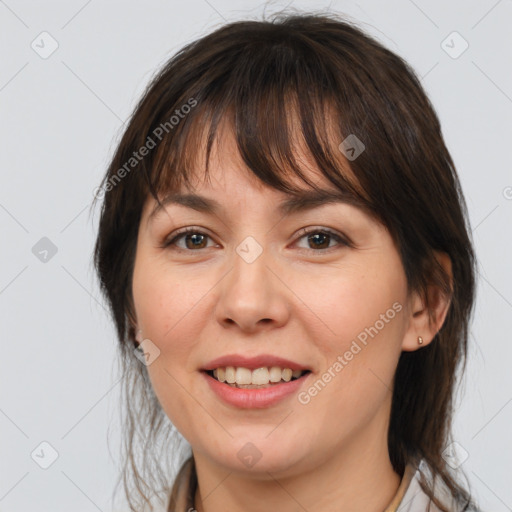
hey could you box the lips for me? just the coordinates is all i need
[201,354,311,372]
[202,370,310,408]
[200,354,312,408]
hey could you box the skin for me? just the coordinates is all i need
[131,122,452,512]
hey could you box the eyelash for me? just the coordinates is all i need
[160,226,351,254]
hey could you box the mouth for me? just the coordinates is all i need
[200,354,313,408]
[203,367,311,389]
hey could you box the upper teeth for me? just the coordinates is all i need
[213,367,303,385]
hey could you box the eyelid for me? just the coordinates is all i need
[160,225,352,252]
[293,226,352,249]
[159,226,216,250]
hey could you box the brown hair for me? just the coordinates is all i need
[92,10,478,511]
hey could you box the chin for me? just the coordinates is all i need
[198,437,311,478]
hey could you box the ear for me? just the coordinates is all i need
[401,251,453,352]
[126,307,141,345]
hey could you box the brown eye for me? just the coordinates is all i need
[160,226,350,253]
[294,227,350,252]
[161,228,214,251]
[306,232,331,250]
[180,232,209,250]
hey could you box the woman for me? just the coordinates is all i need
[93,11,482,512]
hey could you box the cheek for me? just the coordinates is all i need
[298,258,408,355]
[295,261,407,420]
[131,261,213,438]
[132,256,206,343]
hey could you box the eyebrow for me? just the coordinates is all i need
[147,189,368,222]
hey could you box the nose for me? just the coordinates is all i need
[215,245,291,334]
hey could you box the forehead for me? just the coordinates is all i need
[143,111,375,223]
[146,187,371,223]
[173,112,357,191]
[143,163,377,231]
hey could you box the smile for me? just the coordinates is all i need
[206,366,309,388]
[201,368,311,409]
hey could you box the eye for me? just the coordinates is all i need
[293,227,350,252]
[160,227,216,251]
[160,226,351,252]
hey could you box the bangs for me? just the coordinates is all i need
[143,33,378,219]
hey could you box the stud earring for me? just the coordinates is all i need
[417,336,423,345]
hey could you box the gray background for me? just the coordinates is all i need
[1,0,511,510]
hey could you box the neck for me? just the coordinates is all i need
[192,403,401,512]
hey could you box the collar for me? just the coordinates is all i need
[168,457,418,512]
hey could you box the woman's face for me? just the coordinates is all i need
[131,127,418,477]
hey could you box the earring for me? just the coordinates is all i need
[417,336,423,345]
